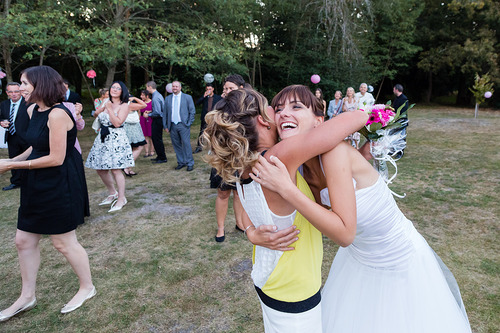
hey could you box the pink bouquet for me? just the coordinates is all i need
[359,104,402,141]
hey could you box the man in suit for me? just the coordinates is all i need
[63,80,82,104]
[164,81,195,171]
[0,82,30,190]
[389,84,409,159]
[193,83,222,153]
[146,81,168,163]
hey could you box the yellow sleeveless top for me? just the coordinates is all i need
[254,172,323,303]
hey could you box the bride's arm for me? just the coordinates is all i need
[252,150,357,247]
[267,110,367,174]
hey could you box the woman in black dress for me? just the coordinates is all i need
[0,66,94,321]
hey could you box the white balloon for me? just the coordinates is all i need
[166,83,173,93]
[368,85,374,93]
[204,73,214,83]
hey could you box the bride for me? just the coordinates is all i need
[251,85,472,332]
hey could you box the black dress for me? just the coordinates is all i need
[17,104,90,235]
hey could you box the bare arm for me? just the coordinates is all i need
[0,108,72,174]
[267,109,367,175]
[128,97,147,111]
[107,103,129,127]
[252,150,357,247]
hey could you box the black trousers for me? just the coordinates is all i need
[151,117,167,160]
[196,119,207,148]
[7,134,28,185]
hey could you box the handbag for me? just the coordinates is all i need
[125,111,140,124]
[91,117,101,132]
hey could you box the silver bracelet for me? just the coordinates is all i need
[243,225,255,235]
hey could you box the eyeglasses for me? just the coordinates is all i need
[110,86,122,91]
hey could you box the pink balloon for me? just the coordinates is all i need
[166,83,173,94]
[311,74,321,84]
[484,91,492,99]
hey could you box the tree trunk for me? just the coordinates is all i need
[124,9,131,87]
[425,71,432,103]
[1,39,13,82]
[1,0,12,81]
[39,47,47,66]
[106,64,117,87]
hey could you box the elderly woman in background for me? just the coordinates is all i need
[343,87,360,148]
[86,81,134,212]
[0,66,94,321]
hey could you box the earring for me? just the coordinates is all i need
[267,126,271,130]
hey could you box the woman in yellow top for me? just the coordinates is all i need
[202,87,366,332]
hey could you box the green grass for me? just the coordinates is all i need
[0,105,499,332]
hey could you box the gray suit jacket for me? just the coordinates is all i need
[163,92,195,131]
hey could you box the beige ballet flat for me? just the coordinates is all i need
[0,298,37,322]
[61,286,96,314]
[99,192,118,205]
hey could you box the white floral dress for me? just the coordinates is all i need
[85,112,134,170]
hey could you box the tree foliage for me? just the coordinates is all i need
[0,0,498,107]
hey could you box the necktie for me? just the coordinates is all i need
[9,103,16,135]
[173,95,180,124]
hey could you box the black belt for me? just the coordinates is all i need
[255,286,321,313]
[100,125,122,142]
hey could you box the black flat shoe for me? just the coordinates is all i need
[175,164,186,170]
[123,170,133,177]
[215,233,225,242]
[235,225,244,233]
[2,184,20,191]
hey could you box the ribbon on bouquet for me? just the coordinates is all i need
[370,130,406,198]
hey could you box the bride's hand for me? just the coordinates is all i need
[250,155,294,195]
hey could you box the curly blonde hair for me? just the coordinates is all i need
[202,88,271,184]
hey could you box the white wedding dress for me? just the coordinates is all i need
[320,176,472,333]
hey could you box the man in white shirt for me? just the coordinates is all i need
[164,81,196,171]
[355,83,375,110]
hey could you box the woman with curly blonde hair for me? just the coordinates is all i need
[202,86,366,332]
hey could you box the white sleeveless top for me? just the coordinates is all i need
[236,179,296,288]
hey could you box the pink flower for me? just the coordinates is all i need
[86,69,96,79]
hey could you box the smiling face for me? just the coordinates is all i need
[6,84,22,103]
[359,84,367,95]
[334,91,342,100]
[19,74,34,102]
[172,81,181,94]
[274,96,323,140]
[346,87,355,98]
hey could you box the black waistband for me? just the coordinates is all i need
[100,124,122,143]
[255,286,321,313]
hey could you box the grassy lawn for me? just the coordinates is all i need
[0,105,498,332]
